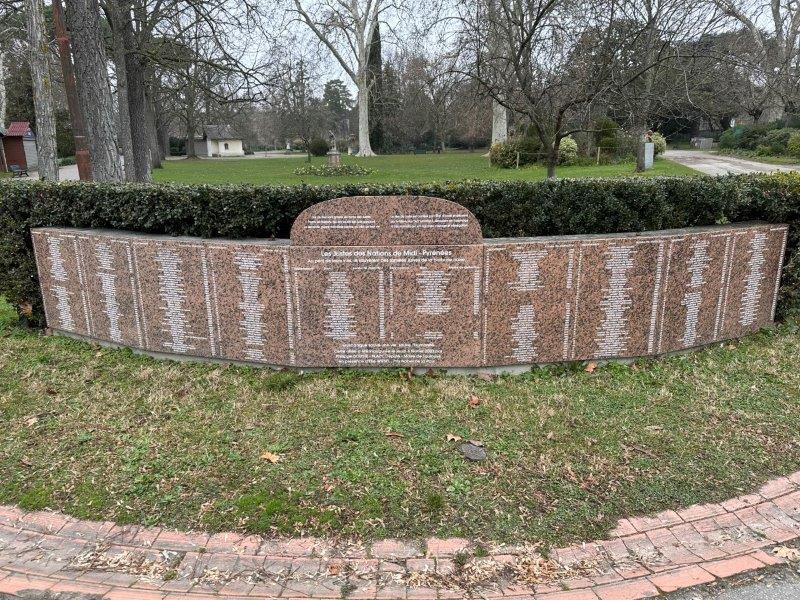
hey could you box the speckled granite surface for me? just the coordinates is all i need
[31,196,789,368]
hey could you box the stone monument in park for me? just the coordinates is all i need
[32,195,788,370]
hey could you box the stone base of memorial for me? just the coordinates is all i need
[32,196,788,371]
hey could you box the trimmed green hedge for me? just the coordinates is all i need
[1,175,799,327]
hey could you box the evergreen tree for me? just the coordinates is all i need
[366,22,384,152]
[322,79,353,136]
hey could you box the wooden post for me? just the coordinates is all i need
[52,0,91,180]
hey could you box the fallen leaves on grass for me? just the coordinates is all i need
[260,451,282,464]
[468,395,482,408]
[446,434,462,442]
[585,362,597,373]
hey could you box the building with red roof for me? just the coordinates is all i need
[1,121,38,172]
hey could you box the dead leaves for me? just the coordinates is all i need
[260,451,281,464]
[446,433,462,442]
[584,361,597,374]
[468,394,482,408]
[773,546,800,561]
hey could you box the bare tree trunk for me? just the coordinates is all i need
[108,2,134,180]
[146,93,161,168]
[65,0,123,181]
[545,138,559,179]
[491,100,507,144]
[0,51,6,127]
[117,0,151,181]
[26,0,59,181]
[155,95,169,158]
[356,72,375,156]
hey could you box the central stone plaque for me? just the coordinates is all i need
[289,196,484,366]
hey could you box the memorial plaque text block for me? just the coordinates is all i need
[32,197,788,369]
[292,245,482,367]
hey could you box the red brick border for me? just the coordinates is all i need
[1,473,799,598]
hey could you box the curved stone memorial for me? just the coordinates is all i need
[31,195,789,370]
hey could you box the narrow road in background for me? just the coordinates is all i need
[665,150,800,176]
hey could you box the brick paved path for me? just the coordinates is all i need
[1,473,799,599]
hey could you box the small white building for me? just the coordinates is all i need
[196,125,245,157]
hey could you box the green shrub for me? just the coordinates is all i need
[597,136,617,154]
[651,132,667,156]
[517,137,542,165]
[764,128,794,155]
[308,138,330,157]
[489,139,540,168]
[1,175,800,326]
[558,136,578,165]
[787,132,800,157]
[718,128,739,149]
[738,124,772,150]
[594,117,619,149]
[489,142,517,168]
[293,164,374,177]
[755,145,772,156]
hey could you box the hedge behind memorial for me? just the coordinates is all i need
[2,173,799,327]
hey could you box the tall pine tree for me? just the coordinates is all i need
[366,22,384,153]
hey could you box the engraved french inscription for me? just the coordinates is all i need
[291,245,483,367]
[133,241,214,358]
[483,241,577,365]
[31,207,788,370]
[206,243,293,366]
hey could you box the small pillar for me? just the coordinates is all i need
[327,149,341,167]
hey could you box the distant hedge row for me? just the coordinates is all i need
[1,175,798,326]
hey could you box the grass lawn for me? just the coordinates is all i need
[153,152,697,185]
[1,297,799,546]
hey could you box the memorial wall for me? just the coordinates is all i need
[32,195,789,369]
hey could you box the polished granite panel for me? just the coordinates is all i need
[31,197,789,368]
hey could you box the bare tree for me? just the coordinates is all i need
[65,0,123,181]
[711,0,800,119]
[25,0,58,179]
[458,0,715,176]
[292,0,394,156]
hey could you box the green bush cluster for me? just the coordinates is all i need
[1,174,799,326]
[788,132,800,157]
[489,138,541,168]
[651,132,667,156]
[558,137,578,165]
[594,117,620,151]
[719,122,799,156]
[293,164,375,177]
[307,138,331,157]
[490,136,578,168]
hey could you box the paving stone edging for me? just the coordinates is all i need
[0,472,799,599]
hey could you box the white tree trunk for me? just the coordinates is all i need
[356,74,375,157]
[491,100,508,144]
[27,0,59,181]
[65,0,124,181]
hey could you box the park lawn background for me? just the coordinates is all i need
[152,152,696,185]
[1,296,799,547]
